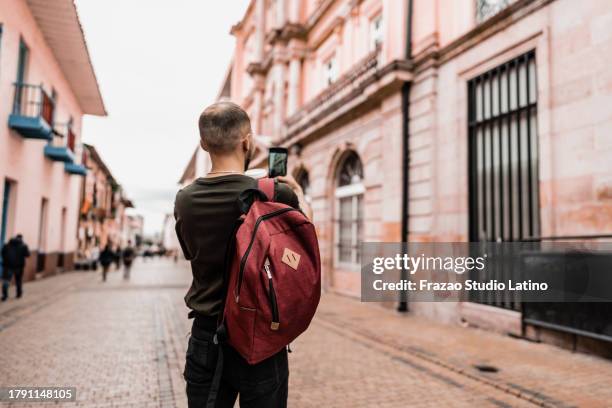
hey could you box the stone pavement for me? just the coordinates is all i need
[0,258,610,407]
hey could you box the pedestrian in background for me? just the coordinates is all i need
[99,244,114,282]
[1,234,30,301]
[90,244,100,270]
[114,245,122,270]
[122,241,135,280]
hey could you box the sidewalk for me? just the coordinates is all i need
[0,270,91,332]
[308,294,612,407]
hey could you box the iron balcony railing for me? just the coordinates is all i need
[45,122,77,163]
[50,123,76,150]
[13,82,55,124]
[285,47,381,132]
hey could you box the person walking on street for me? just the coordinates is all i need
[1,234,30,301]
[114,245,122,270]
[122,241,135,280]
[99,244,114,282]
[90,244,100,271]
[174,102,312,408]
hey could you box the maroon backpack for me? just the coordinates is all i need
[221,178,321,364]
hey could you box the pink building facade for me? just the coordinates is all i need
[226,0,411,298]
[0,0,105,279]
[407,0,612,352]
[209,0,612,352]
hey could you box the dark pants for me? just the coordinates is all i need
[184,317,288,408]
[123,261,132,280]
[2,267,23,299]
[101,264,111,281]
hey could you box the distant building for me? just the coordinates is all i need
[0,0,106,279]
[125,215,144,247]
[76,144,133,262]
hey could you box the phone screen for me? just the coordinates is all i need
[268,148,288,178]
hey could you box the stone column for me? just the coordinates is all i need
[289,0,300,23]
[287,56,301,116]
[276,0,286,28]
[273,60,286,139]
[252,75,265,134]
[255,0,265,61]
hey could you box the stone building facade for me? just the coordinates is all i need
[407,0,612,352]
[205,0,612,352]
[226,0,412,297]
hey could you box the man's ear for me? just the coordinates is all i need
[200,139,209,152]
[242,135,250,153]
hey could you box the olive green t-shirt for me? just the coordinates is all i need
[174,175,299,317]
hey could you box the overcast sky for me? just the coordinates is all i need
[75,0,250,235]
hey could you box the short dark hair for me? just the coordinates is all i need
[198,102,251,153]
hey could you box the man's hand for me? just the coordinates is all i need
[277,175,313,221]
[277,175,303,195]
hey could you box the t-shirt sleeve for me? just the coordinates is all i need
[174,189,193,260]
[275,182,300,209]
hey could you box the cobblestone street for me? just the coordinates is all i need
[0,259,610,407]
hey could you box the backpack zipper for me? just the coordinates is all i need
[264,258,280,330]
[235,207,299,303]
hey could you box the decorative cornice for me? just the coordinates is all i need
[246,61,265,76]
[306,0,336,29]
[265,28,281,45]
[281,49,412,146]
[230,21,243,35]
[412,0,554,74]
[246,48,275,77]
[279,22,308,42]
[266,22,308,45]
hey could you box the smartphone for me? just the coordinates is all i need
[268,147,288,178]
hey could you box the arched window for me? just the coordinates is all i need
[335,152,364,266]
[295,168,311,204]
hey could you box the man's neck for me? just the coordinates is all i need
[206,154,245,177]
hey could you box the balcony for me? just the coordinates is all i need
[8,83,55,140]
[44,125,76,163]
[65,162,87,176]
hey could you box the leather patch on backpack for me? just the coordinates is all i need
[282,248,301,270]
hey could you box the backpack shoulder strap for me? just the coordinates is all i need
[257,178,275,202]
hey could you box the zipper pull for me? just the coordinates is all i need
[265,257,280,331]
[264,258,272,279]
